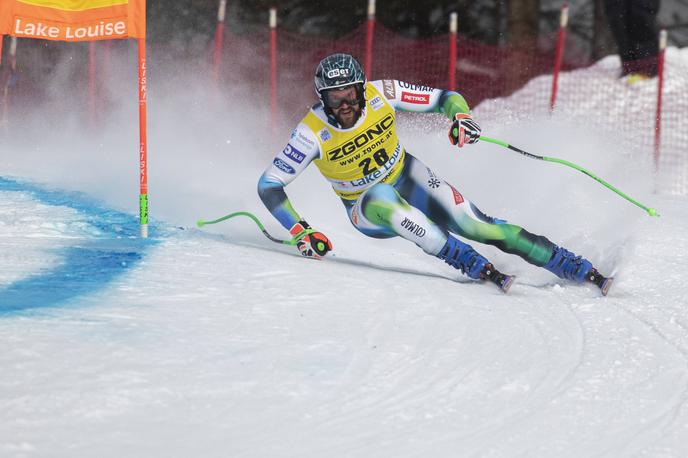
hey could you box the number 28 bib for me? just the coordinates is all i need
[303,84,406,201]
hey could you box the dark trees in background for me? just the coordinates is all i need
[592,0,616,59]
[505,0,539,92]
[142,0,686,57]
[508,0,540,45]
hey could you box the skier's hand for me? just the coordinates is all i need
[448,113,481,147]
[290,220,333,259]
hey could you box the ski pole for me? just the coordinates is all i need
[480,136,659,217]
[196,211,298,245]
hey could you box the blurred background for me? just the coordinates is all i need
[3,0,687,93]
[1,0,687,198]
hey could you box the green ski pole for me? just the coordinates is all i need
[480,136,659,217]
[197,211,298,245]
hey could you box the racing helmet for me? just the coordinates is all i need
[314,53,366,110]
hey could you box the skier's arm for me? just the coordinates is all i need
[371,80,479,147]
[257,127,319,230]
[258,126,334,258]
[257,174,302,230]
[371,79,470,119]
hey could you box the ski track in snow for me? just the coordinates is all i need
[1,177,687,457]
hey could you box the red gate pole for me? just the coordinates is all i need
[448,12,457,91]
[654,29,667,171]
[549,3,569,113]
[89,41,97,128]
[213,0,227,83]
[269,7,277,133]
[0,35,4,65]
[138,37,149,238]
[365,0,376,77]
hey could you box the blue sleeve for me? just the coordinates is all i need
[257,124,321,230]
[257,173,301,230]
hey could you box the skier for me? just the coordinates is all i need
[257,53,612,294]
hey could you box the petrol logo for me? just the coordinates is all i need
[401,91,430,104]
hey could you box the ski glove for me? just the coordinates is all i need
[448,113,481,147]
[289,220,333,259]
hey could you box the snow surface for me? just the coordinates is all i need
[1,48,687,457]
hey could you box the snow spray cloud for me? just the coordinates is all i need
[0,38,658,259]
[0,39,280,229]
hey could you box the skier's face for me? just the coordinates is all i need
[326,85,362,128]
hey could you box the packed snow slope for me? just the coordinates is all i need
[1,50,687,457]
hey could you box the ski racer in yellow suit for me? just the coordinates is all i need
[258,53,612,294]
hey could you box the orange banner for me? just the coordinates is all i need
[0,0,145,41]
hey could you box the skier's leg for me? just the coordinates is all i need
[346,183,491,279]
[395,154,596,283]
[604,0,635,73]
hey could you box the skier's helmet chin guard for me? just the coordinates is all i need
[314,53,366,111]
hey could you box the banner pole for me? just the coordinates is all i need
[138,37,148,238]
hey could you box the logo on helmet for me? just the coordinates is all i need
[326,68,350,79]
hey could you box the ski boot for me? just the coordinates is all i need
[438,235,514,293]
[545,245,612,295]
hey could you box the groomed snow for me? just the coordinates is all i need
[1,48,687,457]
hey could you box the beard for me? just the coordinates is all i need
[334,105,362,128]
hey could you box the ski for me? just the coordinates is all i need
[481,264,515,293]
[587,268,614,296]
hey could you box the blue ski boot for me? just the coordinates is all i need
[437,235,488,279]
[437,235,515,292]
[544,245,593,283]
[544,246,614,295]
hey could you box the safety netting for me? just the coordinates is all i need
[216,22,687,194]
[2,21,687,195]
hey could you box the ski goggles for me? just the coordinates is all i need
[323,85,361,109]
